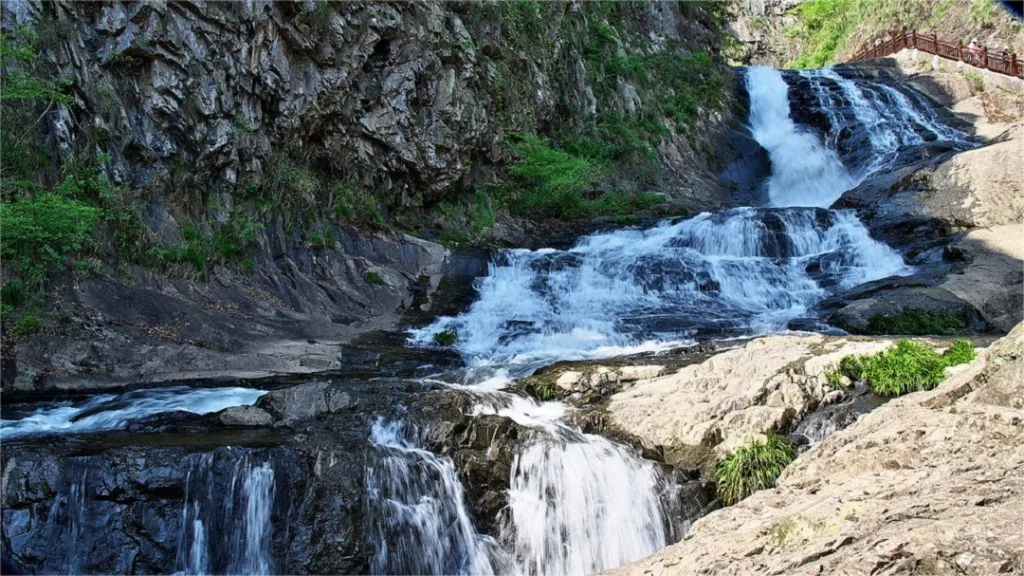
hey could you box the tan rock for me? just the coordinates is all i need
[607,323,1024,576]
[607,335,892,461]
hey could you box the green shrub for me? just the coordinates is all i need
[505,135,606,220]
[0,193,100,292]
[333,182,384,226]
[858,340,949,396]
[437,227,471,248]
[825,369,844,390]
[1,281,27,309]
[531,382,559,401]
[715,434,797,506]
[307,227,335,250]
[363,271,386,286]
[433,328,459,346]
[13,313,42,336]
[838,354,863,381]
[862,310,967,336]
[472,189,495,235]
[942,339,976,366]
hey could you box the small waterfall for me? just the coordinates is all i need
[42,470,88,575]
[365,419,509,575]
[174,455,277,575]
[746,66,855,207]
[504,432,674,575]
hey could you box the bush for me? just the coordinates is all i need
[530,382,559,401]
[363,271,386,286]
[333,182,384,226]
[841,339,978,397]
[14,313,42,336]
[862,310,967,336]
[0,193,100,292]
[307,228,336,250]
[825,369,844,390]
[715,434,797,506]
[433,329,458,347]
[505,135,606,220]
[942,339,976,366]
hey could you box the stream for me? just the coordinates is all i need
[0,66,973,575]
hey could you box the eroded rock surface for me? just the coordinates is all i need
[609,323,1024,576]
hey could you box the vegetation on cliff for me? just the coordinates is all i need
[0,2,733,333]
[784,0,1022,69]
[715,433,797,506]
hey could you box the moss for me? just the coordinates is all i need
[861,310,967,336]
[363,271,386,287]
[432,328,459,347]
[307,227,336,250]
[715,434,797,506]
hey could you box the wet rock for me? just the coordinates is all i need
[218,405,274,427]
[257,381,355,426]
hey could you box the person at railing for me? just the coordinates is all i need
[969,38,980,53]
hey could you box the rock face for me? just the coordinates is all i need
[609,322,1024,576]
[606,334,894,464]
[1,1,729,206]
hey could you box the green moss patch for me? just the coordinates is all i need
[861,310,967,336]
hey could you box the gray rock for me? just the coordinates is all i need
[218,405,274,427]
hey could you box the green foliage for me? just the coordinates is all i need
[363,270,386,286]
[307,227,336,250]
[147,226,207,279]
[531,382,559,402]
[942,339,977,366]
[433,328,459,347]
[839,339,978,397]
[838,354,863,382]
[961,69,985,92]
[0,30,71,105]
[332,182,384,226]
[786,0,856,68]
[437,227,472,248]
[715,434,797,506]
[0,193,100,292]
[14,313,42,336]
[1,281,27,309]
[970,0,996,24]
[825,369,844,390]
[862,309,967,336]
[211,214,262,261]
[472,189,495,235]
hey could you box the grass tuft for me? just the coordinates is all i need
[363,271,386,287]
[715,434,797,506]
[838,339,977,397]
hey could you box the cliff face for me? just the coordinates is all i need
[3,0,731,211]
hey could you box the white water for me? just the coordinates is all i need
[0,386,266,439]
[505,432,673,575]
[747,66,855,207]
[366,419,509,575]
[175,455,276,576]
[410,208,909,377]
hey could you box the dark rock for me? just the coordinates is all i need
[218,405,274,427]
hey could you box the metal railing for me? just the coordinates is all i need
[848,30,1022,79]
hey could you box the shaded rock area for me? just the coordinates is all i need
[0,368,534,575]
[609,322,1024,576]
[2,227,485,398]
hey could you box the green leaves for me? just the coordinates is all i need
[837,339,977,397]
[1,193,100,292]
[715,434,797,506]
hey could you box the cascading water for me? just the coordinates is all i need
[393,62,976,576]
[746,66,855,207]
[175,455,276,576]
[365,419,510,575]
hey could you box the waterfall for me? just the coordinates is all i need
[504,432,674,575]
[746,66,855,207]
[410,208,909,376]
[174,455,276,576]
[365,419,509,575]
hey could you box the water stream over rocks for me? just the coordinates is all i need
[1,65,975,575]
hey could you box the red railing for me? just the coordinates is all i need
[848,30,1022,79]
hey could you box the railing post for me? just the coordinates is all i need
[912,30,917,48]
[957,40,962,60]
[982,46,988,69]
[933,33,938,55]
[1012,53,1018,78]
